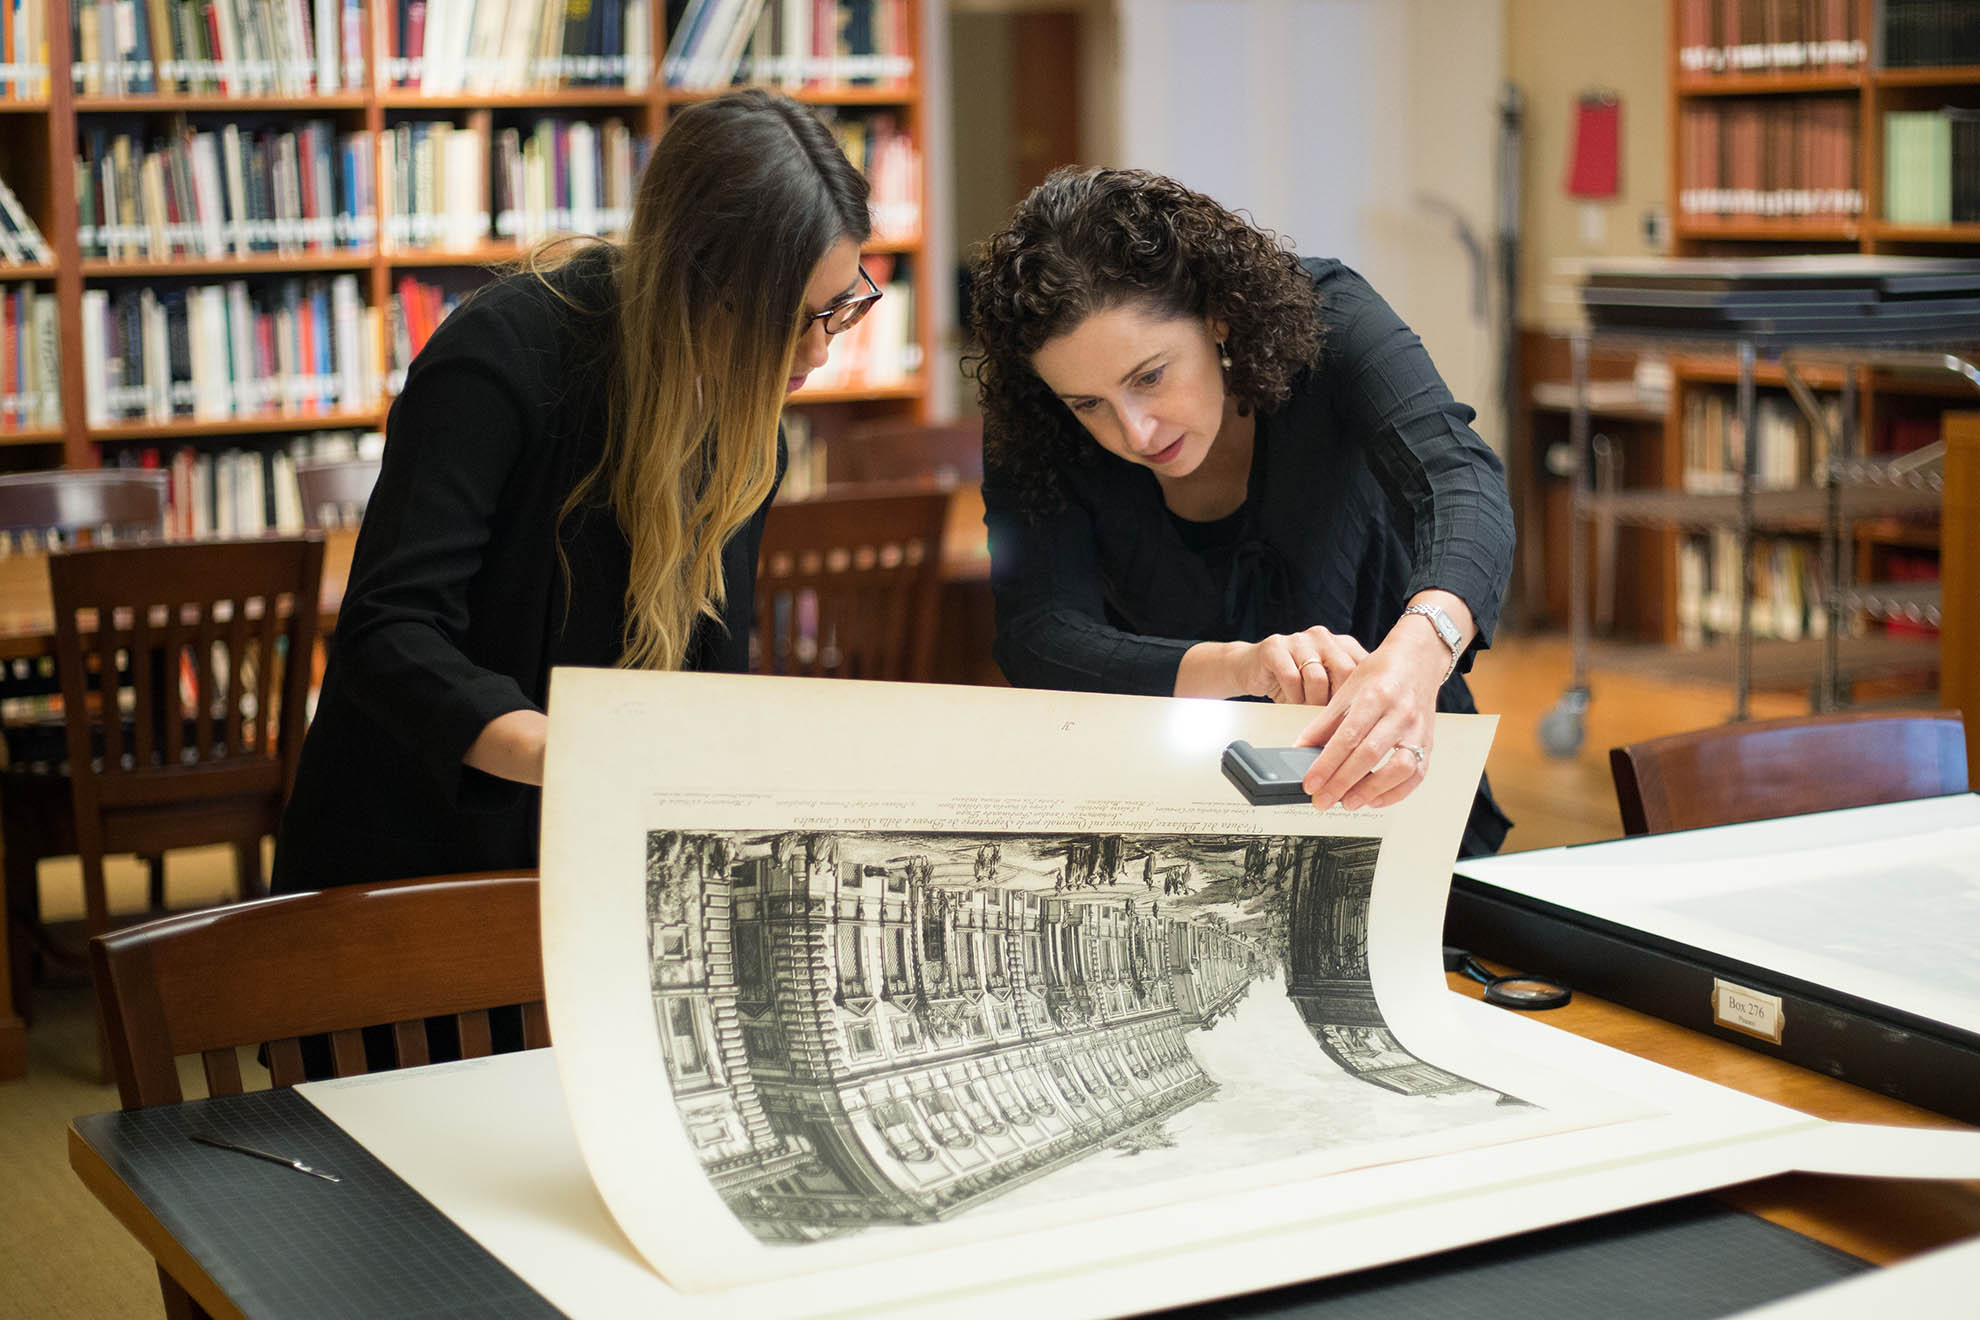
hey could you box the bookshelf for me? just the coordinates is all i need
[0,0,931,533]
[1606,1,1980,704]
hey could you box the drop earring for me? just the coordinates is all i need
[1217,342,1232,370]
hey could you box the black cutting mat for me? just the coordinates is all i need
[78,1092,1870,1320]
[74,1089,564,1319]
[1164,1196,1868,1319]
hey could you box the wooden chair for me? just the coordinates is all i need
[825,418,984,490]
[89,872,546,1316]
[53,536,325,928]
[1609,710,1970,836]
[4,537,325,1056]
[753,489,950,683]
[293,457,382,530]
[0,470,170,766]
[0,471,170,1030]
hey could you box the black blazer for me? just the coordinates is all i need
[983,259,1514,856]
[273,250,776,891]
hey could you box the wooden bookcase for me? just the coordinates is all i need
[1587,0,1980,701]
[0,0,931,513]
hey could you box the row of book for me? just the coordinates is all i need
[384,273,469,393]
[1,283,60,431]
[71,0,365,97]
[1680,388,1840,495]
[1677,531,1828,646]
[379,120,489,251]
[795,251,914,394]
[0,173,53,265]
[80,274,380,426]
[1677,98,1860,219]
[376,116,645,250]
[1884,108,1980,226]
[1882,0,1980,68]
[2,0,49,99]
[378,117,647,250]
[78,120,373,261]
[103,428,385,539]
[381,0,649,92]
[491,117,642,244]
[62,2,921,101]
[826,111,916,240]
[663,0,913,91]
[1675,0,1864,75]
[70,112,676,261]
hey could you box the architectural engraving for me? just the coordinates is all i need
[645,830,1516,1241]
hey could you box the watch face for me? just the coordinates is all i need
[1415,606,1458,647]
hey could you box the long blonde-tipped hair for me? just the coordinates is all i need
[559,90,870,671]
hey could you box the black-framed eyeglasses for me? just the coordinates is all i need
[808,267,883,336]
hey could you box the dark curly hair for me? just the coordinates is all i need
[966,167,1323,513]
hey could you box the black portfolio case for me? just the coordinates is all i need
[1445,875,1980,1127]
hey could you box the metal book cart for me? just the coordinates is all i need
[1538,331,1980,757]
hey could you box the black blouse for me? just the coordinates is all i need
[272,249,778,892]
[982,258,1515,855]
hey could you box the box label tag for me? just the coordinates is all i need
[1713,978,1786,1044]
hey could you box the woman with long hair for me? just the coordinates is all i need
[970,167,1513,856]
[274,90,881,891]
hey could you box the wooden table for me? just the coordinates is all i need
[67,978,1980,1318]
[1446,971,1980,1266]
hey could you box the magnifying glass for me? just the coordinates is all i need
[1443,946,1573,1011]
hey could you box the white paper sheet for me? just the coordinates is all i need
[1454,796,1980,1036]
[302,1014,1980,1320]
[535,673,1665,1290]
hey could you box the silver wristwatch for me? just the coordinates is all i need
[1402,603,1463,684]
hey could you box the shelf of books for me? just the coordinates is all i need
[1635,0,1980,701]
[2,0,928,536]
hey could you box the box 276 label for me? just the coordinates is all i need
[1713,978,1786,1045]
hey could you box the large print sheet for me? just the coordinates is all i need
[538,671,1676,1297]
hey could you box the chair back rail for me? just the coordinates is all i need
[1610,709,1970,836]
[825,419,984,489]
[755,490,950,683]
[293,458,382,531]
[90,873,546,1109]
[0,469,169,541]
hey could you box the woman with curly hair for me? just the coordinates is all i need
[970,167,1512,856]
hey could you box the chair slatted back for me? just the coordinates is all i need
[50,538,325,835]
[755,490,950,683]
[1609,710,1969,836]
[90,873,546,1108]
